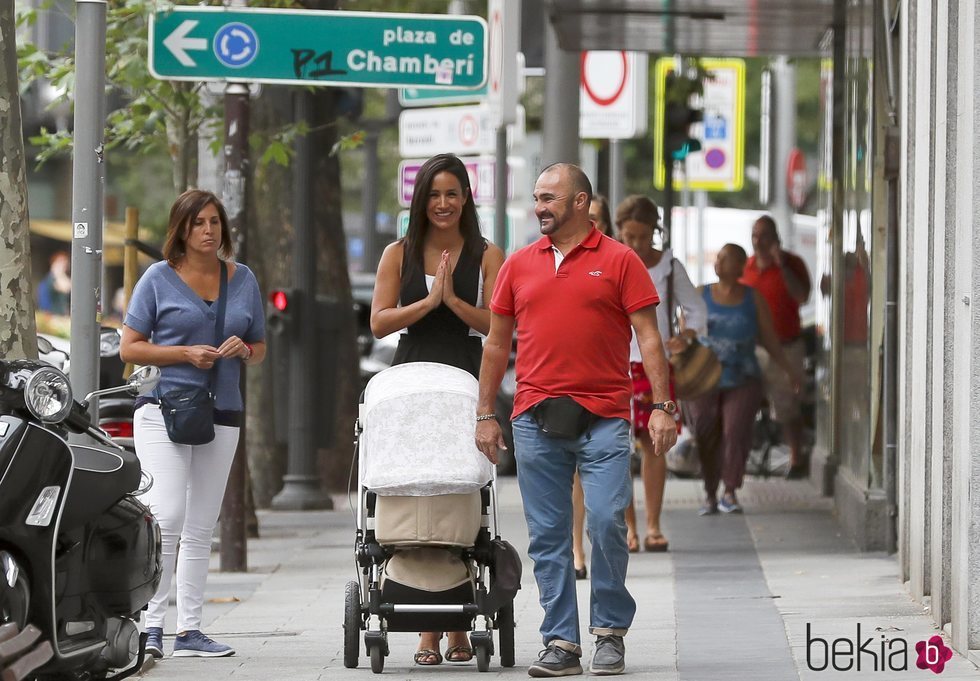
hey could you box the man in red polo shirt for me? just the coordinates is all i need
[740,215,811,479]
[475,163,676,677]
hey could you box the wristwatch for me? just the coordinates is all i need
[650,400,678,415]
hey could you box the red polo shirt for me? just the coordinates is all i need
[741,252,810,342]
[490,227,659,420]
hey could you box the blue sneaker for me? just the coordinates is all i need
[717,495,743,514]
[172,630,235,658]
[145,627,164,659]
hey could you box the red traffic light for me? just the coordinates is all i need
[270,290,289,312]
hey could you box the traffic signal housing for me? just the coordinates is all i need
[267,288,296,337]
[663,74,704,162]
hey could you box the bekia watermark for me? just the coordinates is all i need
[806,624,954,674]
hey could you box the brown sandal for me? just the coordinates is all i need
[644,533,669,552]
[414,649,443,665]
[445,645,474,662]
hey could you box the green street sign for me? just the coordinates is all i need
[149,7,487,89]
[398,83,487,107]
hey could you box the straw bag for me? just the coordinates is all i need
[669,339,721,400]
[666,258,721,400]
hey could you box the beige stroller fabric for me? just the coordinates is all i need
[375,491,482,547]
[382,548,473,592]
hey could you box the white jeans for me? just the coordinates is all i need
[134,404,239,633]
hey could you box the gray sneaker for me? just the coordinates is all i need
[590,635,625,675]
[528,642,583,677]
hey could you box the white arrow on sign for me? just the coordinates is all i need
[163,20,208,67]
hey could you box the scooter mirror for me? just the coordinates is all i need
[37,336,54,355]
[127,365,162,396]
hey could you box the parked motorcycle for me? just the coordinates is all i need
[0,359,163,680]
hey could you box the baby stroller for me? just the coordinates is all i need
[344,362,520,673]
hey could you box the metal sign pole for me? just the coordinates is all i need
[69,0,107,418]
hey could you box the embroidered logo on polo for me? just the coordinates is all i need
[588,271,603,277]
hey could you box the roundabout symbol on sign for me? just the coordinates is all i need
[214,22,259,68]
[580,51,628,106]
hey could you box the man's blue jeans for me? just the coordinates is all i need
[512,412,636,646]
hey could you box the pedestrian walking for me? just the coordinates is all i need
[616,195,706,553]
[475,163,677,677]
[120,189,267,658]
[740,215,812,478]
[685,244,801,515]
[370,152,505,665]
[572,192,617,580]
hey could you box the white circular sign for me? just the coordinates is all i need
[581,51,628,107]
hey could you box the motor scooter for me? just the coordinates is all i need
[38,328,136,451]
[0,356,163,680]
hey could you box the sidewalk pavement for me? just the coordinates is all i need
[138,476,979,680]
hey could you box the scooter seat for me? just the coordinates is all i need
[61,444,142,529]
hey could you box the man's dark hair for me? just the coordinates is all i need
[754,215,780,241]
[541,162,593,203]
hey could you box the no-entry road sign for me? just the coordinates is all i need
[579,51,648,139]
[149,7,487,88]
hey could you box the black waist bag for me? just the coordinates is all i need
[160,387,215,445]
[532,396,598,439]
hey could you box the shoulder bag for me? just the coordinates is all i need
[159,261,228,445]
[665,258,722,401]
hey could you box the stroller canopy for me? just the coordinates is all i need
[361,362,494,496]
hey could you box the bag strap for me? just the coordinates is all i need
[210,260,229,395]
[666,256,676,338]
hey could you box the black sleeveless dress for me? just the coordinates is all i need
[391,242,485,379]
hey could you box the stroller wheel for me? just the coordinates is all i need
[343,581,360,669]
[476,643,491,672]
[497,602,515,668]
[369,644,385,673]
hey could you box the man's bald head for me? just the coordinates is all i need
[540,163,593,204]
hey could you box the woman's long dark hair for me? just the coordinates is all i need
[402,153,483,276]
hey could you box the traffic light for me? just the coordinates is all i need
[267,288,297,337]
[663,74,703,162]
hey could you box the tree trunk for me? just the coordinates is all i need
[244,87,292,507]
[166,83,198,193]
[310,87,358,493]
[0,0,38,359]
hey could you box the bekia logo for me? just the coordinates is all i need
[806,624,954,674]
[915,636,953,675]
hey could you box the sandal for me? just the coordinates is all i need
[414,649,443,666]
[626,534,640,553]
[644,533,669,552]
[445,645,474,663]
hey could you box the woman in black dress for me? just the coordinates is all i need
[370,153,505,665]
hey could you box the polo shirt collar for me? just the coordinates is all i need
[535,223,602,251]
